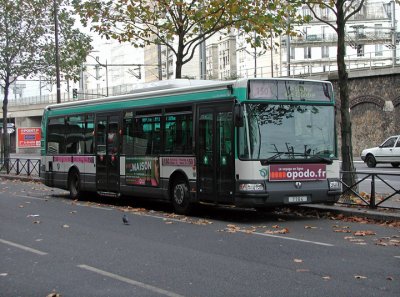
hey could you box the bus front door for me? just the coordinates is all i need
[197,106,234,203]
[95,114,120,194]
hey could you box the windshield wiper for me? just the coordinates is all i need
[261,152,333,165]
[262,151,306,164]
[265,152,285,162]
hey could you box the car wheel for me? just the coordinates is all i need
[69,170,81,199]
[391,163,400,168]
[366,155,376,168]
[171,178,192,215]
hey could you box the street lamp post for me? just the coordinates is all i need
[53,0,61,103]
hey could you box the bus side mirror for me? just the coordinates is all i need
[234,104,244,127]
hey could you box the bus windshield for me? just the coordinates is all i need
[238,103,336,161]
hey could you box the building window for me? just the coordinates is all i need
[321,46,329,58]
[375,44,383,56]
[304,47,311,59]
[290,46,295,60]
[302,7,311,17]
[356,44,364,57]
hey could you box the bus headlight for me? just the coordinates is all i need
[328,179,341,191]
[239,183,264,191]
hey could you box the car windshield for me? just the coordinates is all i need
[238,103,336,161]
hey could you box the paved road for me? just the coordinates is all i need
[1,178,399,297]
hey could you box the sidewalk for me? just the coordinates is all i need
[302,203,400,222]
[1,173,399,222]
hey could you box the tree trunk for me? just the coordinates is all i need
[1,76,10,166]
[336,3,357,196]
[175,45,184,79]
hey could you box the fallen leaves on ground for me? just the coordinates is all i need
[46,293,61,297]
[344,236,367,245]
[333,225,352,233]
[354,230,376,236]
[304,225,317,229]
[218,224,288,235]
[264,228,289,235]
[374,236,400,247]
[333,229,352,233]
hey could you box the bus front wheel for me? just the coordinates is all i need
[172,178,192,215]
[69,170,81,200]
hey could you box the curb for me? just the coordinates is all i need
[0,174,41,183]
[301,204,400,222]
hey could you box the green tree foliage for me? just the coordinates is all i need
[73,0,305,79]
[0,0,92,160]
[303,0,366,190]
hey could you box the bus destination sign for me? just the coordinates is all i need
[248,80,332,102]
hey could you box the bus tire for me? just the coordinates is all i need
[68,169,82,200]
[171,178,192,215]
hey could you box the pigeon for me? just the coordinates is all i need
[122,214,129,225]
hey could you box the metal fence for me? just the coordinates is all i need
[339,171,400,210]
[0,158,41,177]
[0,158,399,210]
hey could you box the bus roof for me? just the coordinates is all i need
[44,77,332,115]
[45,79,234,111]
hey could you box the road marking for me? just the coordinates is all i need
[238,230,334,247]
[395,256,400,259]
[77,264,185,297]
[0,238,47,255]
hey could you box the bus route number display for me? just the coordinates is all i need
[248,80,331,101]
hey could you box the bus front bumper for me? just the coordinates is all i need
[234,179,341,208]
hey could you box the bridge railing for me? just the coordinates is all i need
[339,171,400,210]
[0,158,41,177]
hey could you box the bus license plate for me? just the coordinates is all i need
[288,196,309,203]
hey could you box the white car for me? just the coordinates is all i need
[361,135,400,168]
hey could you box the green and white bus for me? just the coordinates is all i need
[41,78,341,214]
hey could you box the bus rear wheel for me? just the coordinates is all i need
[69,170,81,200]
[171,178,192,215]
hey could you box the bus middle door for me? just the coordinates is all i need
[197,105,234,203]
[95,114,120,194]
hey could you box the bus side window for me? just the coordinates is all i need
[122,112,134,155]
[163,114,192,155]
[65,115,86,155]
[85,115,94,154]
[47,117,66,154]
